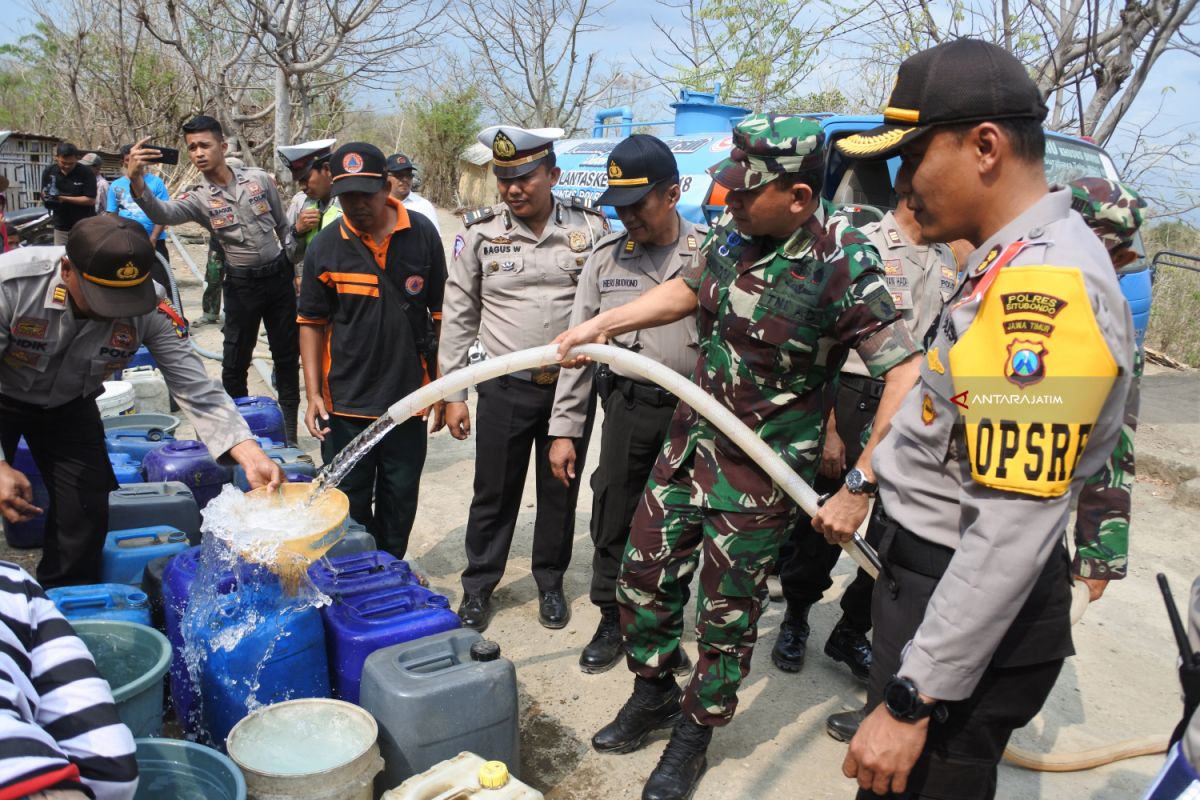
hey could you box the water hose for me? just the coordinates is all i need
[377,344,1166,772]
[384,343,881,575]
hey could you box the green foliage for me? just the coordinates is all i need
[1143,221,1200,366]
[400,87,483,208]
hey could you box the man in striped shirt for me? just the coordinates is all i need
[0,561,137,799]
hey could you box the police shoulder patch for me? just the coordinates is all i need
[462,206,497,227]
[156,299,189,339]
[568,195,606,217]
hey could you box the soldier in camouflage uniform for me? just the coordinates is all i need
[1069,176,1148,593]
[555,114,920,800]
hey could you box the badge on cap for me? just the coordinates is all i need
[608,162,623,179]
[116,262,140,281]
[569,231,588,252]
[342,152,364,174]
[494,132,517,159]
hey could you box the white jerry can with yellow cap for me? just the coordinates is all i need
[381,752,543,799]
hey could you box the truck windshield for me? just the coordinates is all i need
[1043,136,1120,185]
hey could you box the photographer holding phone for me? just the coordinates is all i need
[127,116,303,446]
[40,142,97,245]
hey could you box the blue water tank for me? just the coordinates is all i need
[670,88,750,135]
[48,583,152,626]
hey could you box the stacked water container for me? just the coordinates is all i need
[309,551,460,704]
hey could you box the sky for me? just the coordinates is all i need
[3,0,1198,218]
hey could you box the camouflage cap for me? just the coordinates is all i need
[1068,177,1147,252]
[707,114,824,191]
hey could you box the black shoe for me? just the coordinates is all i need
[580,608,622,673]
[592,677,682,754]
[824,618,872,682]
[538,589,570,629]
[458,592,492,632]
[770,605,811,673]
[826,706,867,743]
[642,718,712,800]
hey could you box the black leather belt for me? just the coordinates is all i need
[875,504,954,579]
[613,375,677,408]
[840,372,886,400]
[510,366,560,385]
[225,252,288,280]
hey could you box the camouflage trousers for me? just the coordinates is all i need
[617,474,796,726]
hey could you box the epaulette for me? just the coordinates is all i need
[462,206,498,227]
[0,249,60,282]
[593,229,627,250]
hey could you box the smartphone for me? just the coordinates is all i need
[145,146,180,165]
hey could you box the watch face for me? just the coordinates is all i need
[847,469,863,491]
[885,679,914,716]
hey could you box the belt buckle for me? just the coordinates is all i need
[533,368,557,385]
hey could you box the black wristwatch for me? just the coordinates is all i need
[884,675,948,723]
[845,467,878,495]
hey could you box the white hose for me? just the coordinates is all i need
[387,344,881,576]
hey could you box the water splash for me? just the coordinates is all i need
[308,415,397,501]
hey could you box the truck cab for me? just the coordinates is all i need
[553,91,1152,344]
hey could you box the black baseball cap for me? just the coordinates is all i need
[386,153,416,174]
[65,216,158,318]
[836,38,1049,160]
[330,142,387,196]
[597,135,679,207]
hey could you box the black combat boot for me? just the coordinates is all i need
[824,616,872,681]
[592,676,682,754]
[770,604,811,672]
[580,606,622,673]
[641,718,712,800]
[281,402,300,447]
[825,706,867,742]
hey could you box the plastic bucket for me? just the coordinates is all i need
[134,737,246,800]
[227,698,383,800]
[98,380,136,417]
[104,412,182,434]
[74,620,171,737]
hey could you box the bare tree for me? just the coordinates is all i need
[452,0,614,133]
[136,0,444,178]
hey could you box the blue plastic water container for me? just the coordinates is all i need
[109,452,144,485]
[103,526,190,585]
[106,426,176,462]
[195,584,330,747]
[2,437,48,548]
[48,583,152,626]
[163,547,238,734]
[232,438,316,490]
[321,584,459,703]
[141,440,231,509]
[308,550,414,600]
[234,397,286,445]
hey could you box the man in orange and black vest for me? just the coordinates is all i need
[296,142,446,558]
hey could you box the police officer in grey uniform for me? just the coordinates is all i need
[279,138,340,268]
[546,134,706,673]
[0,216,284,588]
[439,125,609,632]
[774,200,959,683]
[832,39,1135,798]
[128,116,302,446]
